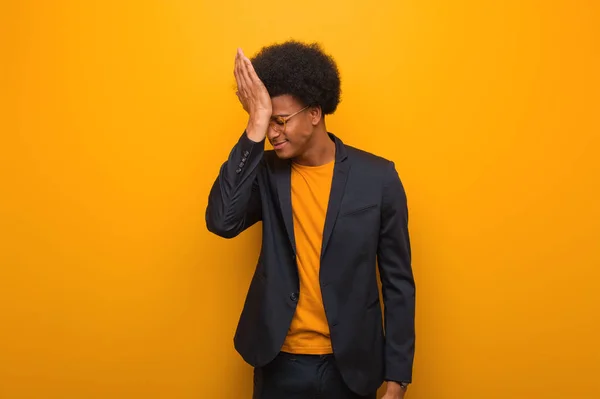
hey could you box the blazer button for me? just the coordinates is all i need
[290,292,299,302]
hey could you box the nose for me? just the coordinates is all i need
[267,126,281,143]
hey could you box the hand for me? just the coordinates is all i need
[381,381,407,399]
[233,48,272,142]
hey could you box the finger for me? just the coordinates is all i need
[237,49,252,83]
[235,55,248,95]
[234,68,245,97]
[243,58,261,85]
[242,56,267,94]
[234,51,242,88]
[235,51,242,79]
[235,49,244,80]
[239,56,253,91]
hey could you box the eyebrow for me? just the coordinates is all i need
[272,114,290,118]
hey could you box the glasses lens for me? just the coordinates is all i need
[270,117,285,132]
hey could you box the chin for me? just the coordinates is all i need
[275,152,294,160]
[274,147,295,159]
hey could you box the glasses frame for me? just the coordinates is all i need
[269,105,310,134]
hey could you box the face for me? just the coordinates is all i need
[268,95,318,159]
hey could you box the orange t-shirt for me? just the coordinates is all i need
[281,159,334,354]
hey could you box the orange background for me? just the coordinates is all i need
[1,1,599,398]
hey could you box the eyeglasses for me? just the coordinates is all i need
[269,105,310,134]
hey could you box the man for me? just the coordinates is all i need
[206,41,415,399]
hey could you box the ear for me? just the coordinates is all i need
[309,106,322,126]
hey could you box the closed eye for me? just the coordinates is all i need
[271,117,285,126]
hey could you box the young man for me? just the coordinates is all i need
[206,41,415,399]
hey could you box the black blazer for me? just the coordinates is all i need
[206,132,415,395]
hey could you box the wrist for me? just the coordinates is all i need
[248,111,271,128]
[246,119,268,142]
[386,380,409,391]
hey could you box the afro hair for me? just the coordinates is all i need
[251,40,341,115]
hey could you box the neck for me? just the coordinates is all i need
[292,125,336,166]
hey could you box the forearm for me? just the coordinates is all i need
[378,161,416,382]
[205,132,264,238]
[381,274,416,382]
[245,119,269,143]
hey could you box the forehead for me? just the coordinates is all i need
[271,95,303,116]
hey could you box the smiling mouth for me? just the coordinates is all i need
[272,140,288,149]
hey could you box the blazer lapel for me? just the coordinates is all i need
[274,133,350,259]
[321,134,350,258]
[275,157,296,255]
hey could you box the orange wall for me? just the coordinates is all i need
[1,1,599,398]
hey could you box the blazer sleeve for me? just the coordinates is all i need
[377,160,416,383]
[205,132,265,239]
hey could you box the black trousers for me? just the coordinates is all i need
[252,352,377,399]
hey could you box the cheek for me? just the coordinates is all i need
[287,127,312,146]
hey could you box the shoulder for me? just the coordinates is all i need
[345,144,394,170]
[344,144,405,193]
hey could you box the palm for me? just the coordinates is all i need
[234,48,272,118]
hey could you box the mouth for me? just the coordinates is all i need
[272,140,288,150]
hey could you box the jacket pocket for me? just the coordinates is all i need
[339,203,378,217]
